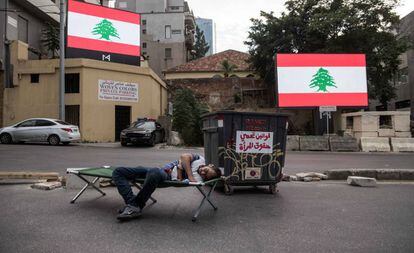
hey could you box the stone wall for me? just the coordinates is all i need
[166,77,270,110]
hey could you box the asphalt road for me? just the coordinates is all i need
[0,143,413,175]
[0,181,413,253]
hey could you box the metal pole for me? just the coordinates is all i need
[3,0,10,89]
[326,112,330,135]
[59,0,65,120]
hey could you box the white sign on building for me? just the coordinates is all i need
[98,79,138,102]
[236,131,273,154]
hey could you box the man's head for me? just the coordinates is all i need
[197,164,222,181]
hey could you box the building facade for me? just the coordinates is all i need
[115,0,196,78]
[3,41,168,142]
[195,18,215,56]
[369,11,414,122]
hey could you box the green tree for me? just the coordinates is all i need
[245,0,409,106]
[309,68,337,92]
[192,26,210,60]
[41,22,60,58]
[221,60,238,77]
[92,19,120,41]
[172,89,208,146]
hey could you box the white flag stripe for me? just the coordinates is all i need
[277,67,367,93]
[68,12,140,46]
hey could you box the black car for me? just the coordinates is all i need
[120,119,165,146]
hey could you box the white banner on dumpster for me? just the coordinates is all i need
[236,131,273,153]
[98,79,138,102]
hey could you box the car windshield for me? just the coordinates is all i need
[132,121,155,129]
[55,120,72,125]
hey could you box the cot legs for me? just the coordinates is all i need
[70,176,106,204]
[192,181,218,222]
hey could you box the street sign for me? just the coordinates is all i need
[319,106,337,112]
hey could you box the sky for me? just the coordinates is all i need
[185,0,414,53]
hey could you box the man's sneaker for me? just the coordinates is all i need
[117,204,142,221]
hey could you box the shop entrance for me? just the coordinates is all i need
[115,106,131,141]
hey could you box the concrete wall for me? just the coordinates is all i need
[166,77,269,110]
[165,71,256,79]
[3,41,168,141]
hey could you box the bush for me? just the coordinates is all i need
[172,89,208,146]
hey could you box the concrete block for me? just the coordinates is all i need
[395,132,412,138]
[303,177,313,182]
[376,169,400,180]
[169,131,183,146]
[360,137,390,152]
[400,170,414,180]
[390,138,414,152]
[347,176,377,187]
[31,181,62,190]
[299,136,329,151]
[394,115,410,132]
[378,129,395,137]
[286,135,300,151]
[354,131,378,139]
[296,172,327,180]
[361,115,379,132]
[349,169,377,179]
[329,136,359,152]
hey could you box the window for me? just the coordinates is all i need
[35,120,56,127]
[18,16,28,43]
[142,42,147,48]
[172,29,181,35]
[165,48,172,58]
[30,74,39,83]
[165,25,171,39]
[170,6,180,10]
[65,73,80,93]
[346,117,353,129]
[379,115,393,129]
[142,29,147,34]
[395,100,410,109]
[65,105,80,128]
[17,120,36,127]
[142,19,146,26]
[118,1,127,8]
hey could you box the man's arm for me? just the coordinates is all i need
[180,153,197,182]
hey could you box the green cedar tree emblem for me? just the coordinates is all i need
[309,67,337,92]
[92,19,120,41]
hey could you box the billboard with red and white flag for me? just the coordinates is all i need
[276,54,368,107]
[66,0,141,66]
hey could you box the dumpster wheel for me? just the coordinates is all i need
[224,184,234,195]
[269,184,278,194]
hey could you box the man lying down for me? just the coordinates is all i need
[112,153,222,221]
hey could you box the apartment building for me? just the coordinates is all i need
[195,18,215,56]
[115,0,196,77]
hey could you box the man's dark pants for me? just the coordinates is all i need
[112,166,169,209]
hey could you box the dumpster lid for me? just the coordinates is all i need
[201,110,290,118]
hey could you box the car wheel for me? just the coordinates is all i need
[62,142,70,145]
[0,133,12,144]
[121,140,128,146]
[148,134,155,147]
[48,135,60,146]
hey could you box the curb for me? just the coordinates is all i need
[323,169,414,180]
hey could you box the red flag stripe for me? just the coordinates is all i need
[68,0,140,24]
[278,93,368,107]
[67,36,140,56]
[277,54,366,67]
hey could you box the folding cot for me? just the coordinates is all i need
[66,167,221,221]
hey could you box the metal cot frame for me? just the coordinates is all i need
[66,167,221,222]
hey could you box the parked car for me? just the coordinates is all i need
[0,118,81,145]
[120,118,165,146]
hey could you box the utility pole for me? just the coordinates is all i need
[59,0,65,120]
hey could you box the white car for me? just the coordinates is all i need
[0,118,81,145]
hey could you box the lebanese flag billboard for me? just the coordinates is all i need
[66,0,140,66]
[276,54,368,107]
